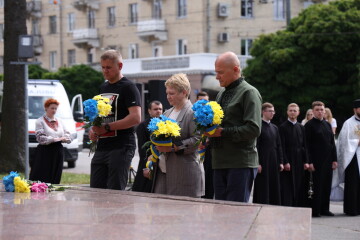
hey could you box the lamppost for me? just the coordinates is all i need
[10,35,41,178]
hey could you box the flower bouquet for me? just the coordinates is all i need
[2,171,70,193]
[83,95,112,154]
[192,99,224,162]
[144,115,181,178]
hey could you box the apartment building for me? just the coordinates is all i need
[0,0,316,100]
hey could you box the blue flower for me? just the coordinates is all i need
[194,104,214,126]
[148,117,161,133]
[2,171,19,192]
[83,99,98,122]
[192,99,209,112]
[160,115,176,123]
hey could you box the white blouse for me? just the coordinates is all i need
[35,115,72,145]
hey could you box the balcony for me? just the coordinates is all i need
[26,0,42,19]
[136,19,167,42]
[33,35,43,55]
[72,28,100,48]
[72,0,99,11]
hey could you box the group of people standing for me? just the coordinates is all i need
[29,49,360,218]
[253,99,360,217]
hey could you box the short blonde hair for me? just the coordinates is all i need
[262,102,274,111]
[100,50,123,64]
[287,103,299,110]
[165,73,191,97]
[312,101,325,109]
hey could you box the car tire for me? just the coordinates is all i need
[67,161,76,168]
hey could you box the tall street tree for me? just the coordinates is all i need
[243,0,360,126]
[0,0,28,172]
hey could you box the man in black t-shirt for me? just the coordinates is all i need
[90,50,141,190]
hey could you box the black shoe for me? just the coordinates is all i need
[321,211,334,216]
[312,213,321,217]
[345,212,358,216]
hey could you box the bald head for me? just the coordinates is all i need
[215,51,241,87]
[216,52,241,67]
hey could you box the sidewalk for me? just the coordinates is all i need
[312,201,360,240]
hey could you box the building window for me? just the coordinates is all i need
[241,0,253,18]
[274,0,285,20]
[0,24,4,41]
[87,48,96,63]
[241,39,253,56]
[177,0,187,18]
[49,16,57,34]
[129,44,138,59]
[32,19,40,35]
[68,49,76,66]
[88,10,96,28]
[153,0,162,19]
[68,13,75,32]
[50,51,57,70]
[129,3,138,24]
[153,45,163,57]
[177,39,187,55]
[108,7,116,27]
[0,0,3,8]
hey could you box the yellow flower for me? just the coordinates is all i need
[209,101,224,125]
[97,100,112,117]
[92,95,103,101]
[165,121,181,137]
[14,177,30,193]
[153,120,181,138]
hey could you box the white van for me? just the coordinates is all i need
[28,80,84,168]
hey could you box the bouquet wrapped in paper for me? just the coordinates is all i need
[83,95,112,154]
[192,99,224,162]
[144,115,181,178]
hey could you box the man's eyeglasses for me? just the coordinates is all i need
[265,110,275,113]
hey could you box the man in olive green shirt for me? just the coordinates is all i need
[205,51,262,202]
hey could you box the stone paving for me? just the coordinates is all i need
[0,186,311,240]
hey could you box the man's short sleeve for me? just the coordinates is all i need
[123,83,141,108]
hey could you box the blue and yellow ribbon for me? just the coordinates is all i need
[150,137,172,147]
[205,124,218,135]
[198,148,206,162]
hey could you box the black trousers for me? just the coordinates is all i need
[90,146,135,190]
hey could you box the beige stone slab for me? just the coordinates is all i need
[0,187,311,240]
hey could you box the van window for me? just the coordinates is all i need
[29,96,73,119]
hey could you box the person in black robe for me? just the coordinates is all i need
[253,102,284,205]
[305,101,337,217]
[132,101,163,192]
[333,99,360,216]
[279,103,309,207]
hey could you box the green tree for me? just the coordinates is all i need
[28,64,49,79]
[243,0,360,125]
[43,64,104,100]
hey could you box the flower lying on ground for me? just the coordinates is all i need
[2,171,69,193]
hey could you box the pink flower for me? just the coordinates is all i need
[31,182,49,192]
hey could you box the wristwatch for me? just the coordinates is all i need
[104,123,111,132]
